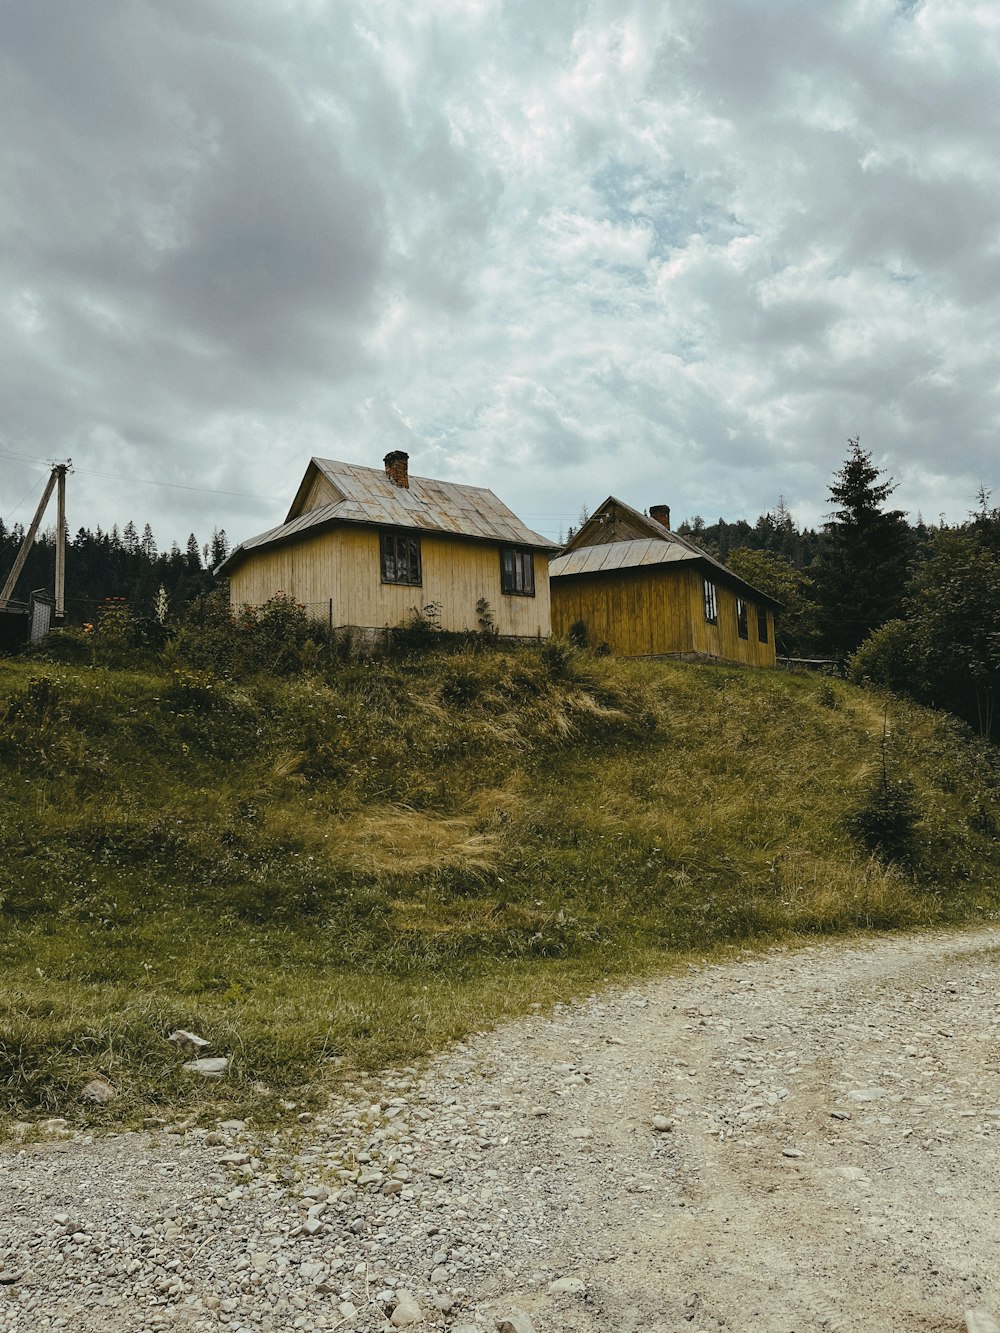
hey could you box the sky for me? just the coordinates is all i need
[3,0,1000,554]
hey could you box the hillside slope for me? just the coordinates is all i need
[1,644,998,1124]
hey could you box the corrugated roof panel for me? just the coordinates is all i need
[307,458,556,546]
[549,538,701,577]
[218,457,560,574]
[547,534,780,608]
[593,543,630,571]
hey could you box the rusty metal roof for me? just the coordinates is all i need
[548,527,781,609]
[218,458,558,574]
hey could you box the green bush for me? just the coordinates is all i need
[845,774,920,864]
[848,619,915,691]
[171,590,325,678]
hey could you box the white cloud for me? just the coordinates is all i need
[2,0,1000,549]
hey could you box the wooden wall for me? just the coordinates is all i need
[550,565,776,666]
[687,575,776,667]
[550,566,694,656]
[298,472,339,513]
[229,525,551,637]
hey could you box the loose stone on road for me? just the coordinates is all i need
[2,928,1000,1331]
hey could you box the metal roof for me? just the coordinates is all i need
[549,524,781,610]
[218,458,558,574]
[549,538,698,577]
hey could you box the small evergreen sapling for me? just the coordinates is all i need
[846,706,919,863]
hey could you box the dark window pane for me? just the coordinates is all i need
[703,579,717,623]
[757,606,768,643]
[500,546,535,596]
[380,529,421,585]
[737,598,748,640]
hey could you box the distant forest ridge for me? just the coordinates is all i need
[0,498,993,625]
[1,463,997,651]
[0,518,228,624]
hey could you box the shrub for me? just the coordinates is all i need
[846,774,920,864]
[848,619,915,691]
[539,637,577,678]
[171,590,324,678]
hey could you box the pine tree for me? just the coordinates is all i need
[185,533,202,573]
[205,528,228,566]
[812,439,914,656]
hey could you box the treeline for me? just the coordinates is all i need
[679,440,1000,739]
[5,440,1000,739]
[0,519,229,624]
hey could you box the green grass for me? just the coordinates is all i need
[2,644,999,1130]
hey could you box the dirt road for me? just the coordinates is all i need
[3,927,1000,1332]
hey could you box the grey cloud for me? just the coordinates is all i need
[5,0,1000,552]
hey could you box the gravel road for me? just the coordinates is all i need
[3,927,1000,1333]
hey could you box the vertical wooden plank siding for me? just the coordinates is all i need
[228,526,551,637]
[688,571,775,665]
[300,473,339,512]
[549,567,695,656]
[550,565,776,666]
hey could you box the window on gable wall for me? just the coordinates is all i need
[737,598,749,640]
[380,529,422,585]
[703,578,718,624]
[757,605,769,643]
[500,547,535,596]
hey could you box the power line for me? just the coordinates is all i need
[0,447,272,502]
[1,446,576,540]
[3,476,47,525]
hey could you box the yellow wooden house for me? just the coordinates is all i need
[549,497,779,666]
[217,452,557,637]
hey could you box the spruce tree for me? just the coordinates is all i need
[813,439,914,657]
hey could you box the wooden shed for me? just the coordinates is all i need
[217,452,558,637]
[549,497,779,666]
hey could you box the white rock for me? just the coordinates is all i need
[390,1289,423,1326]
[548,1276,586,1295]
[567,1126,592,1140]
[847,1087,886,1102]
[183,1056,230,1078]
[966,1312,1000,1333]
[168,1029,210,1055]
[651,1115,673,1132]
[497,1316,537,1333]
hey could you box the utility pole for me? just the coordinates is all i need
[0,460,72,613]
[54,461,67,623]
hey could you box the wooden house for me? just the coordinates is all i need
[217,452,557,637]
[549,497,779,666]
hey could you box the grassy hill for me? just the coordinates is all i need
[2,638,998,1128]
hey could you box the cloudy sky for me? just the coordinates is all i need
[2,0,1000,553]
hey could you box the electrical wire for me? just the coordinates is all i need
[3,477,48,526]
[0,447,273,502]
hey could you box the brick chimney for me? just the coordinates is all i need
[384,451,409,489]
[650,503,671,530]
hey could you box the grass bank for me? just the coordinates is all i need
[2,642,998,1129]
